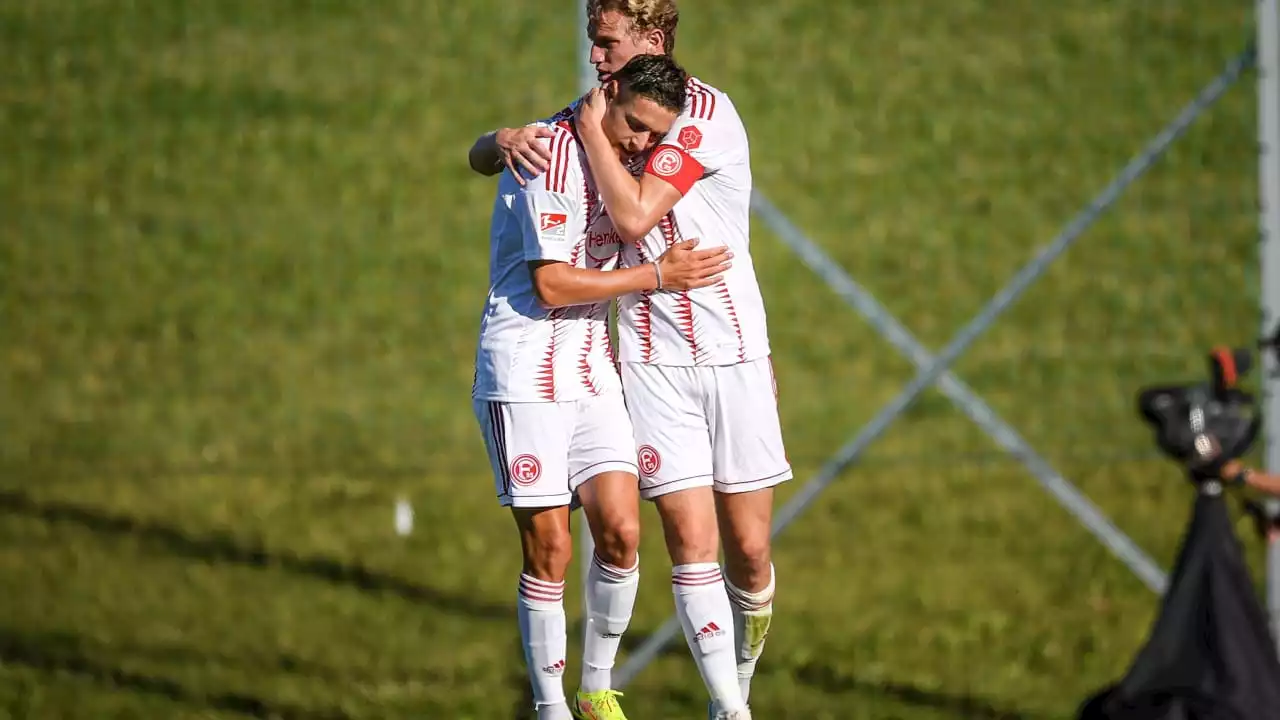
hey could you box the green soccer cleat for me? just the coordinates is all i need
[572,689,628,720]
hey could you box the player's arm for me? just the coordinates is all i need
[469,126,557,181]
[530,261,663,308]
[1220,460,1280,495]
[517,131,731,307]
[515,164,624,307]
[518,188,648,308]
[530,238,733,307]
[577,120,695,244]
[467,129,507,176]
[517,186,730,308]
[530,246,731,308]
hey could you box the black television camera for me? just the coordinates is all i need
[1078,346,1280,720]
[1137,347,1262,484]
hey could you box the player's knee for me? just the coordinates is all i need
[523,524,574,580]
[594,513,640,569]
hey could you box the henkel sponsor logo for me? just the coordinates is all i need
[585,225,622,262]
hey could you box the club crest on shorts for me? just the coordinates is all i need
[637,445,662,476]
[510,454,542,486]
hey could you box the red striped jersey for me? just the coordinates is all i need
[617,76,773,367]
[472,121,623,403]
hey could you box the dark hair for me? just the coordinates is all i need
[611,53,687,113]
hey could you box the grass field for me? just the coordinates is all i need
[0,0,1266,718]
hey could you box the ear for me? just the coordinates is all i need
[603,78,620,101]
[644,29,665,53]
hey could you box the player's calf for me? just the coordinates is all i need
[653,487,747,714]
[577,471,642,700]
[716,488,777,704]
[513,506,575,719]
[716,488,774,592]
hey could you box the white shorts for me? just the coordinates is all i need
[473,392,639,508]
[621,356,792,501]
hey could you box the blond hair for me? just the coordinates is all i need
[587,0,679,55]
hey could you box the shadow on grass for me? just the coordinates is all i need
[618,630,688,661]
[796,662,1049,720]
[108,637,445,688]
[508,631,535,720]
[504,624,689,718]
[0,627,354,720]
[0,488,511,621]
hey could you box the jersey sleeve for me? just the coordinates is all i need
[532,98,580,127]
[643,99,731,195]
[514,132,585,264]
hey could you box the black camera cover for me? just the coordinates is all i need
[1078,487,1280,719]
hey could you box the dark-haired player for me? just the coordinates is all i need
[471,53,730,720]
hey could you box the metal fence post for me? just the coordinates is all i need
[577,0,597,649]
[1257,0,1280,654]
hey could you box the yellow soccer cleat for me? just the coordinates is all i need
[572,689,628,720]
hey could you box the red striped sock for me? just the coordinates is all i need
[581,553,640,692]
[671,563,746,712]
[518,573,569,716]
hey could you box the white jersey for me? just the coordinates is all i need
[472,120,624,403]
[617,77,772,367]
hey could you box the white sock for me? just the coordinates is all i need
[581,553,640,693]
[518,573,571,719]
[672,563,747,713]
[725,564,775,703]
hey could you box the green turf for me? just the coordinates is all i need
[0,0,1266,717]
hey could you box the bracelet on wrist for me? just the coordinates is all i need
[653,261,664,290]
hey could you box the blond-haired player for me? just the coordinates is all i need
[469,3,789,719]
[472,54,731,720]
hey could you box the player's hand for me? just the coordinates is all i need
[655,238,732,291]
[496,126,555,185]
[575,88,608,136]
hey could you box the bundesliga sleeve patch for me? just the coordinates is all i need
[645,146,703,195]
[539,212,568,238]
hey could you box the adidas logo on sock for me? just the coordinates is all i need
[695,622,726,642]
[541,658,566,676]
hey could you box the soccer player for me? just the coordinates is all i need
[471,54,731,720]
[468,4,791,719]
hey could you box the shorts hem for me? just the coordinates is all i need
[499,493,575,509]
[569,461,639,485]
[714,468,793,495]
[640,474,715,501]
